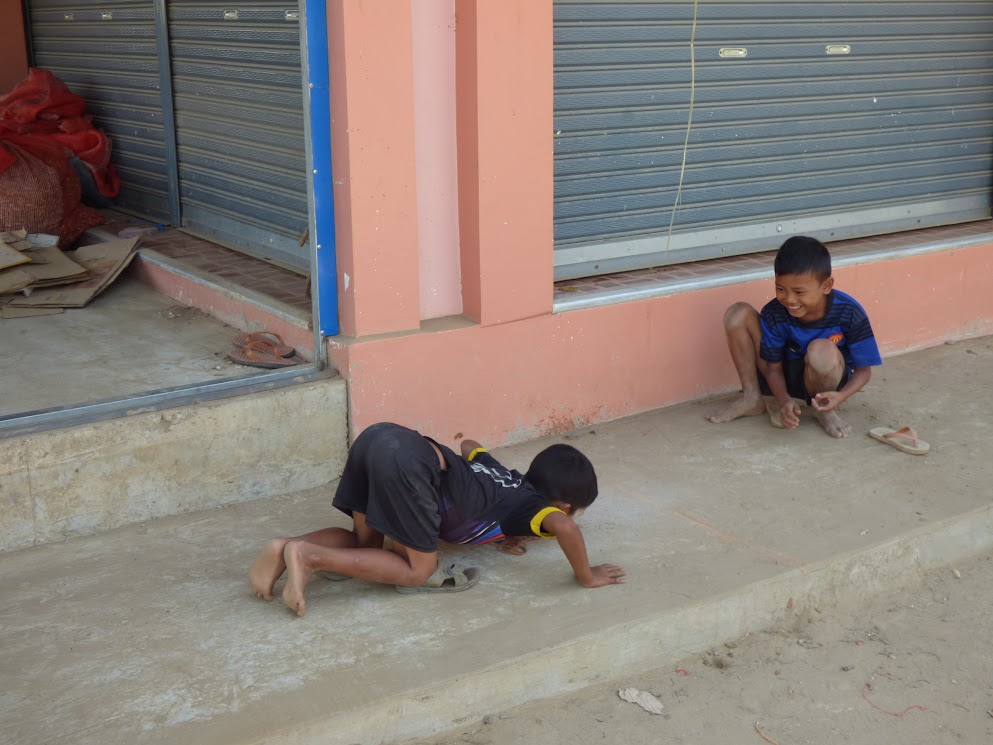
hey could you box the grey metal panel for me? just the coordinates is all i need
[167,1,309,270]
[553,1,993,279]
[27,0,171,220]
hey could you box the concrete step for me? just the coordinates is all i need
[1,338,990,745]
[1,376,347,552]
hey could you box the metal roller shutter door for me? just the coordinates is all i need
[553,1,993,280]
[167,1,309,270]
[27,0,172,221]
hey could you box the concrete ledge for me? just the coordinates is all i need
[332,241,993,447]
[131,251,315,362]
[2,340,990,745]
[0,377,347,551]
[319,505,993,745]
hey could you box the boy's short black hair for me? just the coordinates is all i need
[774,236,832,281]
[525,444,598,509]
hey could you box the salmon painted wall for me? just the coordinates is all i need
[412,0,461,320]
[330,243,993,448]
[323,0,993,449]
[0,0,29,95]
[326,0,420,337]
[455,0,553,325]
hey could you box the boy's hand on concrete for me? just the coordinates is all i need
[811,391,842,413]
[779,399,802,429]
[583,564,627,588]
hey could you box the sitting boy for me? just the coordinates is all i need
[706,235,882,438]
[249,422,626,616]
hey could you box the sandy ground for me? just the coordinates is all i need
[406,551,993,745]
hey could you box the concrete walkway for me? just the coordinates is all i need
[2,337,992,745]
[0,277,261,417]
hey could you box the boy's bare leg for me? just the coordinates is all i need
[249,519,381,600]
[707,302,767,423]
[804,339,850,438]
[282,537,438,617]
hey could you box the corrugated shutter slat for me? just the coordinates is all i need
[554,1,993,280]
[168,1,309,269]
[28,1,171,221]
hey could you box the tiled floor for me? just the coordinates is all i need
[553,220,993,308]
[94,213,312,314]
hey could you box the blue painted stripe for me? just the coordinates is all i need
[305,0,339,336]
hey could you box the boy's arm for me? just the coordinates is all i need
[540,511,626,588]
[459,439,484,460]
[811,366,872,413]
[761,361,801,428]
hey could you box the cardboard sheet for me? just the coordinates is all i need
[0,242,30,271]
[8,238,139,308]
[6,245,87,289]
[1,305,64,319]
[0,268,34,295]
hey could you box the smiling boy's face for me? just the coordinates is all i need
[774,272,833,322]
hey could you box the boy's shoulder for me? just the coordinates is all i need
[828,288,872,322]
[761,289,870,323]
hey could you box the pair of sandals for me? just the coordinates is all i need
[227,331,301,369]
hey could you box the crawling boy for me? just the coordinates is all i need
[249,422,626,616]
[707,236,882,438]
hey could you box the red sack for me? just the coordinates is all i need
[0,69,119,198]
[0,140,105,246]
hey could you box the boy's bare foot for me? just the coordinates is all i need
[706,394,765,423]
[765,400,784,429]
[249,538,289,600]
[814,409,852,438]
[282,540,313,617]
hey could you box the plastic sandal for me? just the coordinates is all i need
[868,425,930,455]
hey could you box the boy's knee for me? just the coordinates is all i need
[396,554,438,587]
[723,302,757,330]
[394,562,437,588]
[805,339,843,372]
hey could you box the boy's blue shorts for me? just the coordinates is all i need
[757,358,853,404]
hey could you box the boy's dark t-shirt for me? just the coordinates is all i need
[428,442,562,545]
[759,289,882,369]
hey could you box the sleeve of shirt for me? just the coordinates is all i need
[498,495,565,538]
[759,305,786,363]
[467,448,496,465]
[845,306,883,368]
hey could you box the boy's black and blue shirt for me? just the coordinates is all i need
[428,444,563,545]
[759,289,882,369]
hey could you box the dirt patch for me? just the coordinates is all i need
[407,553,993,745]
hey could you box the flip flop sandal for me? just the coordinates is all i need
[495,541,528,556]
[231,331,294,358]
[227,340,301,369]
[495,536,539,556]
[322,572,352,581]
[868,425,930,455]
[395,562,480,594]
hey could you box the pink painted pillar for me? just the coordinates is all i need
[0,0,29,95]
[412,0,462,320]
[326,1,421,337]
[455,0,554,325]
